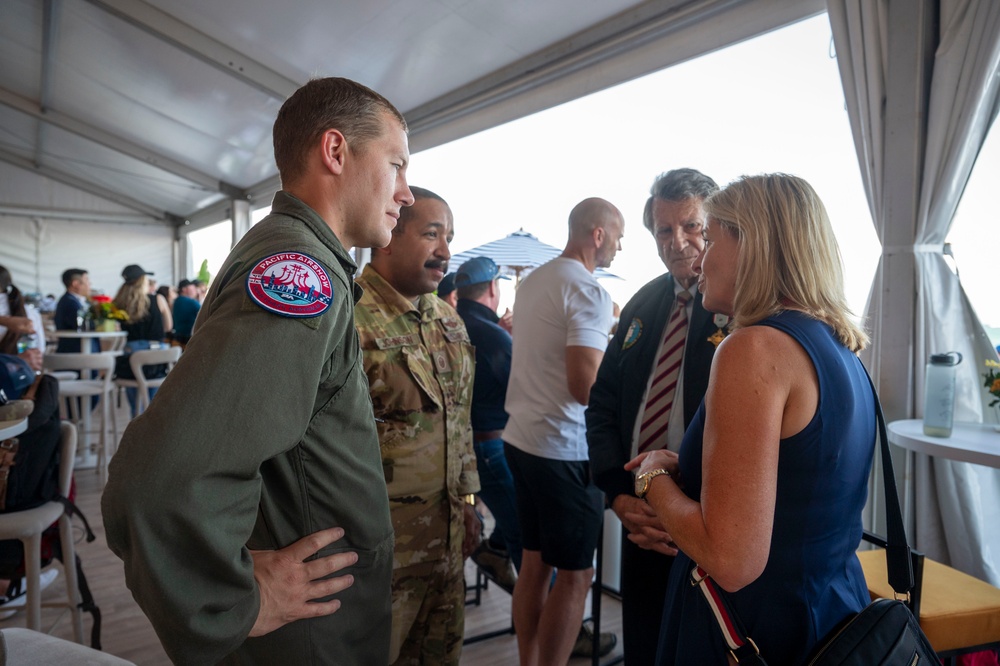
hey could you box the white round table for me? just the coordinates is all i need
[0,418,28,440]
[50,330,128,353]
[887,419,1000,469]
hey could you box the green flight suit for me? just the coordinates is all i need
[102,192,394,666]
[354,266,478,664]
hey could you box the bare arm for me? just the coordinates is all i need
[156,293,173,333]
[629,327,816,591]
[566,345,604,405]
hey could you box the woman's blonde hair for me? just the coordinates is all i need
[704,174,868,352]
[114,275,150,322]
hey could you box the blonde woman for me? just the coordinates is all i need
[113,265,166,415]
[627,174,875,664]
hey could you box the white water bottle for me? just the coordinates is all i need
[923,352,962,437]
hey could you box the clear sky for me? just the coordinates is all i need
[191,13,998,332]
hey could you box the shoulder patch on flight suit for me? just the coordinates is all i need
[245,252,333,318]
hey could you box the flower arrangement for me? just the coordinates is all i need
[90,294,129,324]
[985,359,1000,407]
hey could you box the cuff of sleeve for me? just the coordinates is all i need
[594,468,633,505]
[457,471,481,496]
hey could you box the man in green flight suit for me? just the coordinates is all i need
[354,187,481,665]
[101,77,414,665]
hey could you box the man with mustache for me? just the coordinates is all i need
[355,187,480,666]
[586,168,723,665]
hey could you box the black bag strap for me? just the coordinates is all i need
[693,360,914,662]
[861,366,914,594]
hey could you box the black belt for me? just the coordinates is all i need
[473,430,504,443]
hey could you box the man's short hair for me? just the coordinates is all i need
[273,77,407,187]
[456,281,490,301]
[642,168,719,233]
[178,279,194,290]
[395,186,447,233]
[61,268,87,289]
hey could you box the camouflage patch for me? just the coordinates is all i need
[443,330,466,343]
[377,334,420,349]
[433,351,449,373]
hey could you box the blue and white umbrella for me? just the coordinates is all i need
[448,229,618,284]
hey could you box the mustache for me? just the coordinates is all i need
[424,259,448,271]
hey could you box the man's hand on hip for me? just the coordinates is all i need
[249,527,357,637]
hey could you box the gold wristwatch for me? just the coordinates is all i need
[634,468,670,499]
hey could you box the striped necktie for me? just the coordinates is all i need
[637,291,691,453]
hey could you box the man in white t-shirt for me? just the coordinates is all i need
[503,197,623,666]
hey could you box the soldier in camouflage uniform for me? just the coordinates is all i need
[355,186,480,666]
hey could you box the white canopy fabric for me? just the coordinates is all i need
[829,0,1000,584]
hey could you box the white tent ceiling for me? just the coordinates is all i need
[0,0,822,231]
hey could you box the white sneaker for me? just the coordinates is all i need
[0,568,60,620]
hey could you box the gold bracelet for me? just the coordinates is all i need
[464,494,476,506]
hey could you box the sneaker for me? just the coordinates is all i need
[471,541,518,592]
[571,621,617,658]
[0,568,59,620]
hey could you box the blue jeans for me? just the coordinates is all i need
[124,386,158,418]
[474,438,522,571]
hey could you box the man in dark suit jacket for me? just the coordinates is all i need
[587,168,724,666]
[54,268,98,353]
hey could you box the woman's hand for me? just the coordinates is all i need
[625,449,679,478]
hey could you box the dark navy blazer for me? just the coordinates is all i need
[586,273,719,503]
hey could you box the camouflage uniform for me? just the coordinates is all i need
[354,265,479,666]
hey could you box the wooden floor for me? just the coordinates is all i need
[2,411,623,665]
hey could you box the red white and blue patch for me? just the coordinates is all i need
[246,252,333,318]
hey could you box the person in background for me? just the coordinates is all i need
[437,271,458,308]
[155,284,177,310]
[54,268,97,353]
[102,76,412,665]
[0,266,44,372]
[113,264,166,416]
[631,174,874,664]
[192,278,208,303]
[172,279,202,347]
[355,186,480,666]
[586,168,721,666]
[503,197,624,666]
[453,257,518,586]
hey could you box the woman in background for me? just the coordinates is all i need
[114,265,166,416]
[0,265,44,371]
[628,174,875,665]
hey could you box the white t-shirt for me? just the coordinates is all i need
[503,257,613,461]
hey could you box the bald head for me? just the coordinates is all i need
[563,197,624,271]
[568,198,622,240]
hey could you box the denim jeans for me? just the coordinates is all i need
[474,438,522,571]
[124,386,158,418]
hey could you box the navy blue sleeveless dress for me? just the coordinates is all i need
[656,311,875,665]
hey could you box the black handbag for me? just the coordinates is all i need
[691,368,939,665]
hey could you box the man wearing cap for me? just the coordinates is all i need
[172,279,201,347]
[586,168,723,666]
[102,77,413,665]
[437,272,458,308]
[354,186,479,666]
[454,257,518,587]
